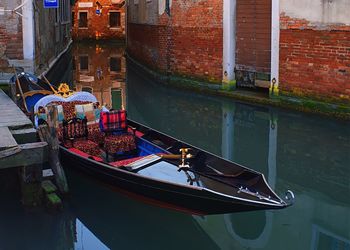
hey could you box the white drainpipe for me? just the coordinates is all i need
[270,0,280,95]
[222,0,236,85]
[22,0,34,62]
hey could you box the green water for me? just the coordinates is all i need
[0,41,349,250]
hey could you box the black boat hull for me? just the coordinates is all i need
[60,146,286,215]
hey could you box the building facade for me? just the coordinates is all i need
[72,0,126,40]
[0,0,72,82]
[127,0,350,105]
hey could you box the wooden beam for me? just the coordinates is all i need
[38,105,69,194]
[0,127,18,151]
[0,142,48,169]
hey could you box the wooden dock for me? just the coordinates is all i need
[0,89,47,170]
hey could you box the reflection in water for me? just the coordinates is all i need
[72,41,127,110]
[1,41,349,250]
[66,167,220,250]
[126,61,350,250]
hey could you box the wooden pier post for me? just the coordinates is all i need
[38,104,69,194]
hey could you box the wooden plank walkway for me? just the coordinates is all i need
[0,89,32,129]
[0,127,18,150]
[0,89,48,170]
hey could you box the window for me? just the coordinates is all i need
[79,12,88,28]
[109,12,121,28]
[110,57,121,72]
[111,88,122,110]
[82,87,93,93]
[72,11,75,26]
[79,56,89,71]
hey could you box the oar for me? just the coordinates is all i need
[41,75,58,94]
[13,67,29,112]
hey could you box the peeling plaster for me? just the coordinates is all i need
[280,0,350,25]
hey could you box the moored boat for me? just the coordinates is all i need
[34,89,294,215]
[10,72,56,114]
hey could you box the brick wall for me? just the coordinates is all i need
[128,0,223,83]
[72,0,125,40]
[280,13,350,103]
[0,0,23,72]
[127,23,162,71]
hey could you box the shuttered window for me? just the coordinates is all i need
[109,12,121,28]
[79,12,88,28]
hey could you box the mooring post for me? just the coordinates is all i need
[45,104,69,194]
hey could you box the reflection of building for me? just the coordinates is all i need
[72,42,126,110]
[72,0,126,40]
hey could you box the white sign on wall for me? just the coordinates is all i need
[78,2,93,8]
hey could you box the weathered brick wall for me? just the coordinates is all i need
[280,26,350,103]
[159,0,223,82]
[279,0,350,103]
[127,23,162,71]
[128,0,223,83]
[72,0,125,40]
[0,0,23,72]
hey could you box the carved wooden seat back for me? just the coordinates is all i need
[62,117,89,143]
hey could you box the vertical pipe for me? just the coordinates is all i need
[22,0,34,62]
[222,0,236,84]
[270,0,280,96]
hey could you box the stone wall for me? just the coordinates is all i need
[72,0,126,40]
[279,0,350,104]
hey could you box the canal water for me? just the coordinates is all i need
[1,41,349,250]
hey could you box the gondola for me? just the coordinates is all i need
[10,72,56,114]
[34,88,294,215]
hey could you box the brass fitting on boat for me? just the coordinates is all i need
[178,148,192,171]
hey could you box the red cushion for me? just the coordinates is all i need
[100,110,127,132]
[104,133,136,153]
[68,148,103,162]
[109,156,145,167]
[87,123,105,145]
[73,139,101,157]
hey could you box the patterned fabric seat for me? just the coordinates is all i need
[100,110,136,155]
[72,139,101,157]
[62,117,101,157]
[104,133,136,154]
[87,123,105,145]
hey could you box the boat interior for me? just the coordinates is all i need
[36,99,283,204]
